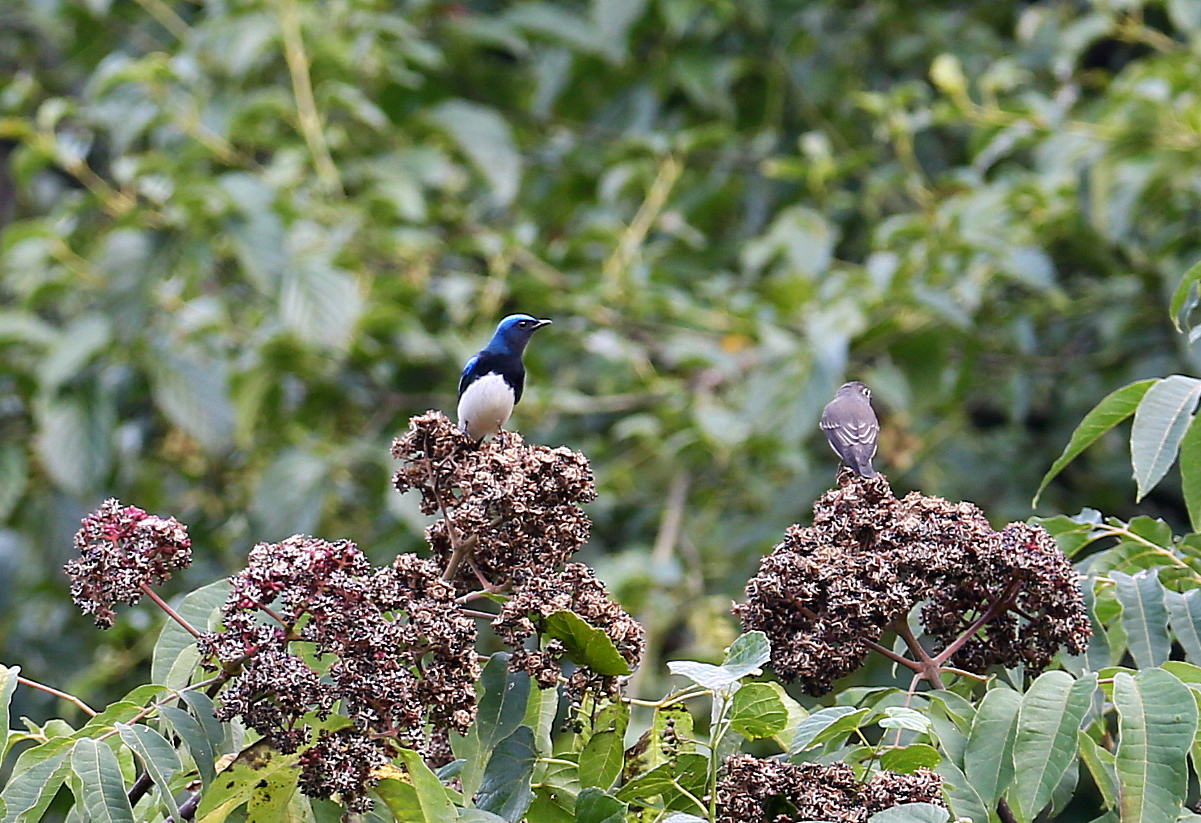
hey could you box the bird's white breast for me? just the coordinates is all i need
[458,372,516,440]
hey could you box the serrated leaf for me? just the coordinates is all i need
[1112,569,1172,669]
[573,787,625,823]
[429,100,522,206]
[728,682,787,739]
[150,351,236,452]
[1113,668,1196,823]
[1034,379,1156,505]
[116,723,182,820]
[1012,671,1096,820]
[477,726,536,822]
[151,580,231,691]
[71,737,135,823]
[1131,376,1201,501]
[878,707,933,735]
[543,611,631,676]
[578,730,621,790]
[965,686,1021,804]
[721,632,771,676]
[879,744,941,773]
[790,707,870,754]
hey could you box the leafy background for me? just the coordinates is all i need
[2,0,1201,713]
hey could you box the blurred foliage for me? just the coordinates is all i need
[3,0,1201,705]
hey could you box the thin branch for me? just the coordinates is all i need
[862,638,922,672]
[932,578,1022,667]
[275,0,342,195]
[602,154,683,298]
[892,619,945,690]
[140,583,202,639]
[17,676,97,716]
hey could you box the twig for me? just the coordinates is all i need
[862,638,922,672]
[892,619,945,690]
[17,676,97,716]
[140,583,202,639]
[275,0,342,195]
[932,578,1022,667]
[460,608,499,621]
[602,154,683,298]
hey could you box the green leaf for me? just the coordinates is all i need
[866,803,950,823]
[543,611,631,676]
[151,580,231,691]
[1165,589,1201,665]
[0,666,19,761]
[1113,668,1196,823]
[1131,375,1201,501]
[477,654,534,750]
[158,705,216,787]
[1170,257,1201,331]
[573,787,625,823]
[1078,731,1118,810]
[194,740,300,823]
[934,760,989,823]
[1012,671,1096,820]
[721,632,771,677]
[1112,570,1171,669]
[879,744,942,773]
[728,682,788,739]
[790,706,870,754]
[1180,414,1201,532]
[878,707,933,735]
[0,745,71,823]
[70,737,135,823]
[429,100,522,207]
[760,681,807,750]
[578,730,622,790]
[397,747,458,823]
[477,726,537,822]
[0,445,28,521]
[965,686,1021,804]
[116,723,182,820]
[666,632,770,691]
[614,763,674,802]
[279,255,364,351]
[1033,379,1156,505]
[150,351,236,453]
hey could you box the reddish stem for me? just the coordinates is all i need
[140,583,202,639]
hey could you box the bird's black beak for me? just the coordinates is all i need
[535,319,553,328]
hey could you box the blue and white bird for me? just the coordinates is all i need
[457,314,552,440]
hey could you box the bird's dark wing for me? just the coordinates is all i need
[459,350,524,401]
[458,354,483,398]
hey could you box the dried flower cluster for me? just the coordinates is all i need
[198,536,478,812]
[735,471,1089,694]
[65,499,192,628]
[392,412,642,693]
[493,563,645,701]
[717,756,944,823]
[392,411,595,590]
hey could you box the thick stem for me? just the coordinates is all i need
[862,638,922,672]
[997,798,1019,823]
[892,619,945,690]
[140,584,202,639]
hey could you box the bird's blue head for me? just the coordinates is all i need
[486,314,552,355]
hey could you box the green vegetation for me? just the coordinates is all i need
[4,0,1201,821]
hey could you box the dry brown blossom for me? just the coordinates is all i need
[65,499,192,628]
[198,537,478,812]
[717,755,944,823]
[392,411,595,591]
[493,563,645,701]
[734,470,1089,694]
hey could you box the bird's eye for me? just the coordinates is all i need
[864,389,872,399]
